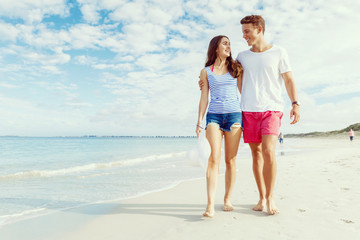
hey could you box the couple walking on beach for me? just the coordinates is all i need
[196,15,300,217]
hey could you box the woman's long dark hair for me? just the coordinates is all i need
[205,35,242,78]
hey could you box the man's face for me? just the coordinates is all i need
[242,23,260,46]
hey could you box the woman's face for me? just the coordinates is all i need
[216,37,231,58]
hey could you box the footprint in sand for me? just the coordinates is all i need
[340,219,354,224]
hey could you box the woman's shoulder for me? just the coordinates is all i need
[201,66,211,75]
[200,67,209,78]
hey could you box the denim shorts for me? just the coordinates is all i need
[206,112,243,132]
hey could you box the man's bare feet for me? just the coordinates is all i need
[223,201,234,211]
[266,199,279,215]
[252,199,266,211]
[202,206,215,217]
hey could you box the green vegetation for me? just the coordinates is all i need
[286,123,360,138]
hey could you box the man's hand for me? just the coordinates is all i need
[198,76,205,90]
[290,105,300,124]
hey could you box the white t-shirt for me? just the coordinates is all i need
[236,45,292,112]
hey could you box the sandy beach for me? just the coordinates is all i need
[0,137,359,240]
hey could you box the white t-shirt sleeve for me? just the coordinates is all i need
[236,52,241,63]
[279,48,292,74]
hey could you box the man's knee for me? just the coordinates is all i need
[262,146,276,162]
[225,156,236,166]
[249,144,262,158]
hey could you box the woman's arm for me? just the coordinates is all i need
[196,68,209,137]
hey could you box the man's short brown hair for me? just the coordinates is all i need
[240,15,265,33]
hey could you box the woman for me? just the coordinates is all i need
[349,129,355,141]
[196,35,243,217]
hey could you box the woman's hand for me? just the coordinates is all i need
[196,125,203,137]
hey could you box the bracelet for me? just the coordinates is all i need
[196,124,203,129]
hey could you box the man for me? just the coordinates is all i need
[278,132,284,144]
[199,15,300,215]
[237,15,300,215]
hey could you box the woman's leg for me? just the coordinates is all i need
[223,124,242,211]
[203,123,223,217]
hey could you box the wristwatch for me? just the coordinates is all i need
[292,101,300,106]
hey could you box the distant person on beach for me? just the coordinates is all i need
[279,132,284,144]
[196,35,243,217]
[349,129,354,141]
[199,15,300,215]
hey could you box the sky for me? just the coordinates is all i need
[0,0,360,137]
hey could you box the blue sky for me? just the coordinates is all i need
[0,0,359,136]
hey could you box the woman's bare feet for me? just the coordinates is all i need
[252,199,266,211]
[266,199,279,215]
[202,206,215,217]
[223,201,234,211]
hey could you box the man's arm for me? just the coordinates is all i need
[237,74,243,94]
[282,71,300,124]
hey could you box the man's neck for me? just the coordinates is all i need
[250,38,272,53]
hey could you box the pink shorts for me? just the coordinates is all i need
[242,111,283,143]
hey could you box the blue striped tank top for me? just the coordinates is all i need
[206,66,241,114]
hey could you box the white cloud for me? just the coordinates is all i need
[68,24,106,49]
[282,94,360,134]
[310,81,360,99]
[0,82,19,88]
[77,0,127,12]
[122,22,167,53]
[19,24,70,50]
[0,21,20,41]
[74,55,98,65]
[109,1,146,23]
[93,63,133,71]
[0,0,69,23]
[22,47,70,65]
[40,65,62,74]
[0,94,94,136]
[79,4,101,24]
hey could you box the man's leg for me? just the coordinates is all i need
[261,134,279,215]
[249,143,266,211]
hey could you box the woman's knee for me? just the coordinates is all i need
[208,155,220,168]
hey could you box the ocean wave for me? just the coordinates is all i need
[0,151,187,181]
[0,208,47,227]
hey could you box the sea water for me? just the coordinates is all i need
[0,136,302,227]
[0,136,205,226]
